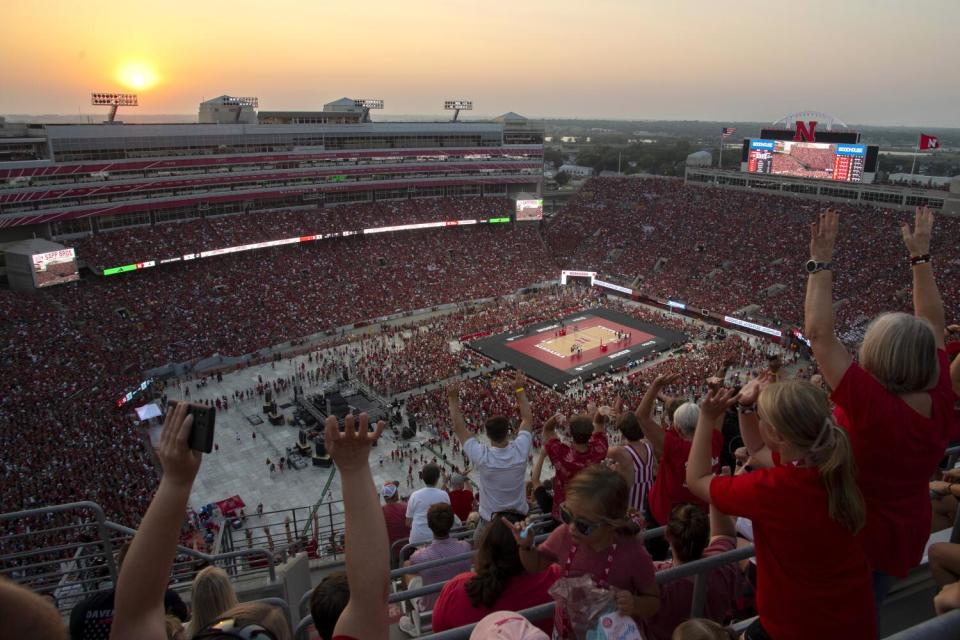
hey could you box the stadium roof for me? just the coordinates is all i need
[495,112,528,123]
[2,237,66,256]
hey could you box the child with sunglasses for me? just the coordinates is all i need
[507,464,660,638]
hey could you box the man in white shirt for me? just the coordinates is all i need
[405,463,450,546]
[447,371,534,543]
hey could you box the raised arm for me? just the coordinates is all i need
[903,206,946,349]
[637,374,678,457]
[735,373,774,468]
[328,413,390,640]
[542,413,560,444]
[710,467,738,540]
[686,389,737,502]
[446,382,471,445]
[111,403,202,640]
[531,447,548,490]
[804,209,853,389]
[512,371,534,433]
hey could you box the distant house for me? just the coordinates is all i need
[685,150,713,167]
[558,164,594,177]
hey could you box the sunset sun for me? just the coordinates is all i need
[117,61,158,91]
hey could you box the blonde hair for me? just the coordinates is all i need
[210,602,291,640]
[565,465,642,536]
[860,312,939,393]
[758,381,865,533]
[166,615,186,640]
[186,566,239,639]
[672,618,738,640]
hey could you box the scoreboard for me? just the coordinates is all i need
[831,144,867,182]
[747,140,775,174]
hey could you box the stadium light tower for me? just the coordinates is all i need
[91,92,138,123]
[223,96,259,122]
[444,100,473,122]
[353,98,384,123]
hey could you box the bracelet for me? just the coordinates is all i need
[737,404,757,414]
[515,387,525,394]
[910,254,932,266]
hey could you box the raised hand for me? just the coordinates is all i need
[810,208,839,262]
[501,516,535,549]
[325,413,383,473]
[902,206,934,258]
[653,372,682,388]
[738,371,772,406]
[509,370,528,390]
[158,402,202,487]
[700,387,738,422]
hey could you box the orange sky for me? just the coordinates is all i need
[2,0,958,126]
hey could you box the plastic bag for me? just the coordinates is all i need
[548,574,644,640]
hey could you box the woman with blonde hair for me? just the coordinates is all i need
[804,207,959,603]
[185,566,239,638]
[687,381,875,640]
[194,601,290,640]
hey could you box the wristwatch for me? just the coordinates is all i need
[805,260,833,274]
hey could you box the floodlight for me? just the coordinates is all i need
[90,92,139,122]
[353,99,384,109]
[444,100,473,122]
[223,96,259,108]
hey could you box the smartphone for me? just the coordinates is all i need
[168,401,216,453]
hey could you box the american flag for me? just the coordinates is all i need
[721,127,737,138]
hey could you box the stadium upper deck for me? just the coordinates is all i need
[0,106,543,238]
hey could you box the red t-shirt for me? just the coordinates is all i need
[381,501,410,547]
[648,429,723,525]
[447,488,474,522]
[539,525,657,631]
[645,536,742,640]
[832,349,957,577]
[431,565,561,634]
[710,466,875,640]
[545,431,609,519]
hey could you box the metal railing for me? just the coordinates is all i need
[0,501,285,614]
[885,609,960,639]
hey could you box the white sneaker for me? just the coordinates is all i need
[398,614,421,637]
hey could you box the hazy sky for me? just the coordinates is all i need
[2,0,958,126]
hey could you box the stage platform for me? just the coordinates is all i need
[467,308,687,388]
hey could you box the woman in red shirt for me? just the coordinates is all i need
[431,512,560,634]
[638,374,724,560]
[687,383,875,640]
[804,207,959,603]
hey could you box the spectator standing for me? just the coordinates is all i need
[308,572,350,640]
[445,474,475,523]
[405,464,450,546]
[184,566,238,639]
[543,409,609,522]
[380,482,410,557]
[804,207,959,604]
[687,384,875,640]
[607,409,657,518]
[447,373,534,543]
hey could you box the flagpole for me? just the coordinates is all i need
[910,137,919,176]
[719,134,723,169]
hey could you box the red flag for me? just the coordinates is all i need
[919,134,940,150]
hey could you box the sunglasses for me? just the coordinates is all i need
[193,620,278,640]
[559,504,603,537]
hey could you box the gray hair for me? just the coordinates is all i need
[859,312,939,394]
[673,401,700,436]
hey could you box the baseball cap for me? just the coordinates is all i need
[470,612,548,640]
[381,483,398,499]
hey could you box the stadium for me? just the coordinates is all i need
[2,92,960,640]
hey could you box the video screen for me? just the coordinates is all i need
[32,248,79,288]
[746,139,867,183]
[516,198,544,221]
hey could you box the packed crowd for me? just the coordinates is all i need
[70,197,515,269]
[544,177,960,334]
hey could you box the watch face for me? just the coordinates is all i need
[805,260,817,273]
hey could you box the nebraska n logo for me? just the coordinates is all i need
[794,120,818,142]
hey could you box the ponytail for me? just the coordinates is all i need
[758,381,866,534]
[808,420,866,534]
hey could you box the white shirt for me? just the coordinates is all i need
[463,430,532,520]
[405,486,451,545]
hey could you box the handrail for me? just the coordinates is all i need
[884,609,960,639]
